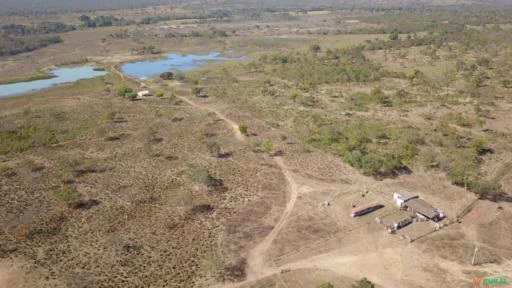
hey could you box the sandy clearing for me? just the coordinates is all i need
[0,265,23,288]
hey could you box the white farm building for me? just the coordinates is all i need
[137,90,153,98]
[393,191,444,222]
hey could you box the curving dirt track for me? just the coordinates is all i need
[176,95,246,141]
[245,156,299,279]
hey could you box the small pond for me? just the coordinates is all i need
[120,52,242,79]
[0,66,107,98]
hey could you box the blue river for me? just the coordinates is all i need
[0,66,107,98]
[120,52,242,79]
[0,52,241,98]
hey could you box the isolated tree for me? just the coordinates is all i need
[79,15,91,22]
[389,30,399,41]
[310,44,321,53]
[116,86,133,97]
[160,72,174,80]
[192,86,204,96]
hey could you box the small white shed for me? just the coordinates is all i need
[137,90,153,98]
[393,191,418,208]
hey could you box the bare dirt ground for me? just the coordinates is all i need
[165,87,511,288]
[0,262,24,288]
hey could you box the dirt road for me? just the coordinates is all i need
[177,96,246,141]
[245,157,299,278]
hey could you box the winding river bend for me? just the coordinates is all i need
[0,66,107,98]
[0,52,241,98]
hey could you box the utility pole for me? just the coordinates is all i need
[472,244,479,266]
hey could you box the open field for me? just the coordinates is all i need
[1,3,512,288]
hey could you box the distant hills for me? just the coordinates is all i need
[0,0,183,15]
[0,0,510,15]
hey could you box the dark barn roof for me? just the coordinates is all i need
[351,203,383,215]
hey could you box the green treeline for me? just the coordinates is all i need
[364,24,503,51]
[0,35,62,56]
[2,22,75,36]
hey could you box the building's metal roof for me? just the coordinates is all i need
[395,191,418,201]
[405,198,438,219]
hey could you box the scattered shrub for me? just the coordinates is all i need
[353,152,402,176]
[447,165,475,187]
[206,141,221,157]
[300,95,318,107]
[0,124,57,154]
[160,72,174,80]
[190,204,214,214]
[395,144,420,164]
[446,165,500,196]
[116,86,133,97]
[219,258,246,282]
[307,122,415,177]
[352,278,375,288]
[451,113,472,128]
[260,141,273,153]
[370,88,393,107]
[155,91,164,98]
[72,199,101,210]
[126,92,137,101]
[389,31,399,41]
[71,159,100,177]
[476,57,491,68]
[54,185,77,201]
[192,86,204,96]
[239,124,248,135]
[468,180,501,197]
[310,44,321,52]
[470,138,486,153]
[183,163,223,188]
[346,89,392,110]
